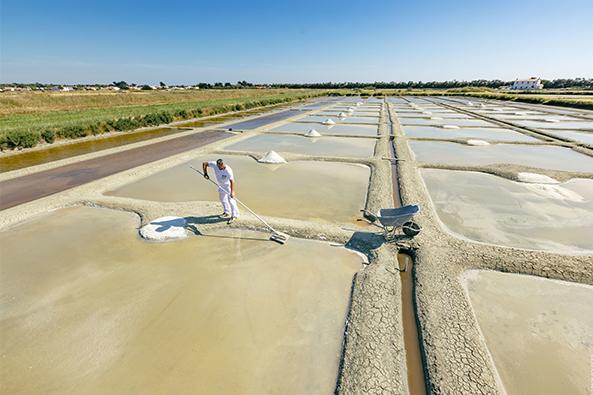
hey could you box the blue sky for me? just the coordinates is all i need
[1,0,592,84]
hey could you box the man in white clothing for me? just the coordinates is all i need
[202,159,240,223]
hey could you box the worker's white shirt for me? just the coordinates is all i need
[208,161,234,186]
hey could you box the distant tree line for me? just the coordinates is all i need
[268,78,593,90]
[2,78,591,91]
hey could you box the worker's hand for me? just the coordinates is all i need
[203,174,209,180]
[230,192,235,199]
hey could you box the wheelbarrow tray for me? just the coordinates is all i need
[378,205,420,228]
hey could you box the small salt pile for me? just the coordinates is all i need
[140,216,187,241]
[467,139,490,146]
[356,102,362,106]
[305,129,322,137]
[544,119,560,123]
[258,150,287,164]
[431,117,443,120]
[338,112,348,118]
[322,118,336,125]
[442,125,460,129]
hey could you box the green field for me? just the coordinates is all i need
[0,89,322,150]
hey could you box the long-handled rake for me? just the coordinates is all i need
[188,165,290,245]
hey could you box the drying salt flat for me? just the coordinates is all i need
[0,206,362,394]
[421,169,593,252]
[463,270,593,395]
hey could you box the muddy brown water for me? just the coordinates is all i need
[398,254,427,395]
[106,156,370,225]
[463,270,593,395]
[0,127,187,173]
[0,206,362,394]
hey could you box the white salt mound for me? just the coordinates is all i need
[356,102,362,106]
[305,129,322,137]
[517,172,559,184]
[422,111,432,115]
[322,118,336,125]
[338,112,348,118]
[140,216,187,241]
[545,119,560,123]
[442,125,460,129]
[258,150,287,164]
[347,107,355,112]
[431,117,443,120]
[467,139,490,146]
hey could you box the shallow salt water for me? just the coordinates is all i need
[268,122,378,137]
[0,206,362,394]
[421,169,593,252]
[400,117,495,127]
[515,120,593,130]
[409,140,593,172]
[398,113,470,119]
[544,130,593,145]
[491,113,578,121]
[316,111,380,117]
[402,126,538,142]
[463,270,593,395]
[106,156,370,224]
[300,115,379,124]
[224,134,376,158]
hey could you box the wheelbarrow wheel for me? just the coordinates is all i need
[402,221,421,237]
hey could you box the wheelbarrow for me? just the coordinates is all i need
[361,205,421,241]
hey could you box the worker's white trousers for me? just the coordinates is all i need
[218,185,240,217]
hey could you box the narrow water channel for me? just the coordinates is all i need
[388,100,427,395]
[398,253,427,395]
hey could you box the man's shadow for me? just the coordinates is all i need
[183,215,227,236]
[184,215,268,242]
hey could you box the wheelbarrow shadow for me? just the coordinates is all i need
[345,229,415,253]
